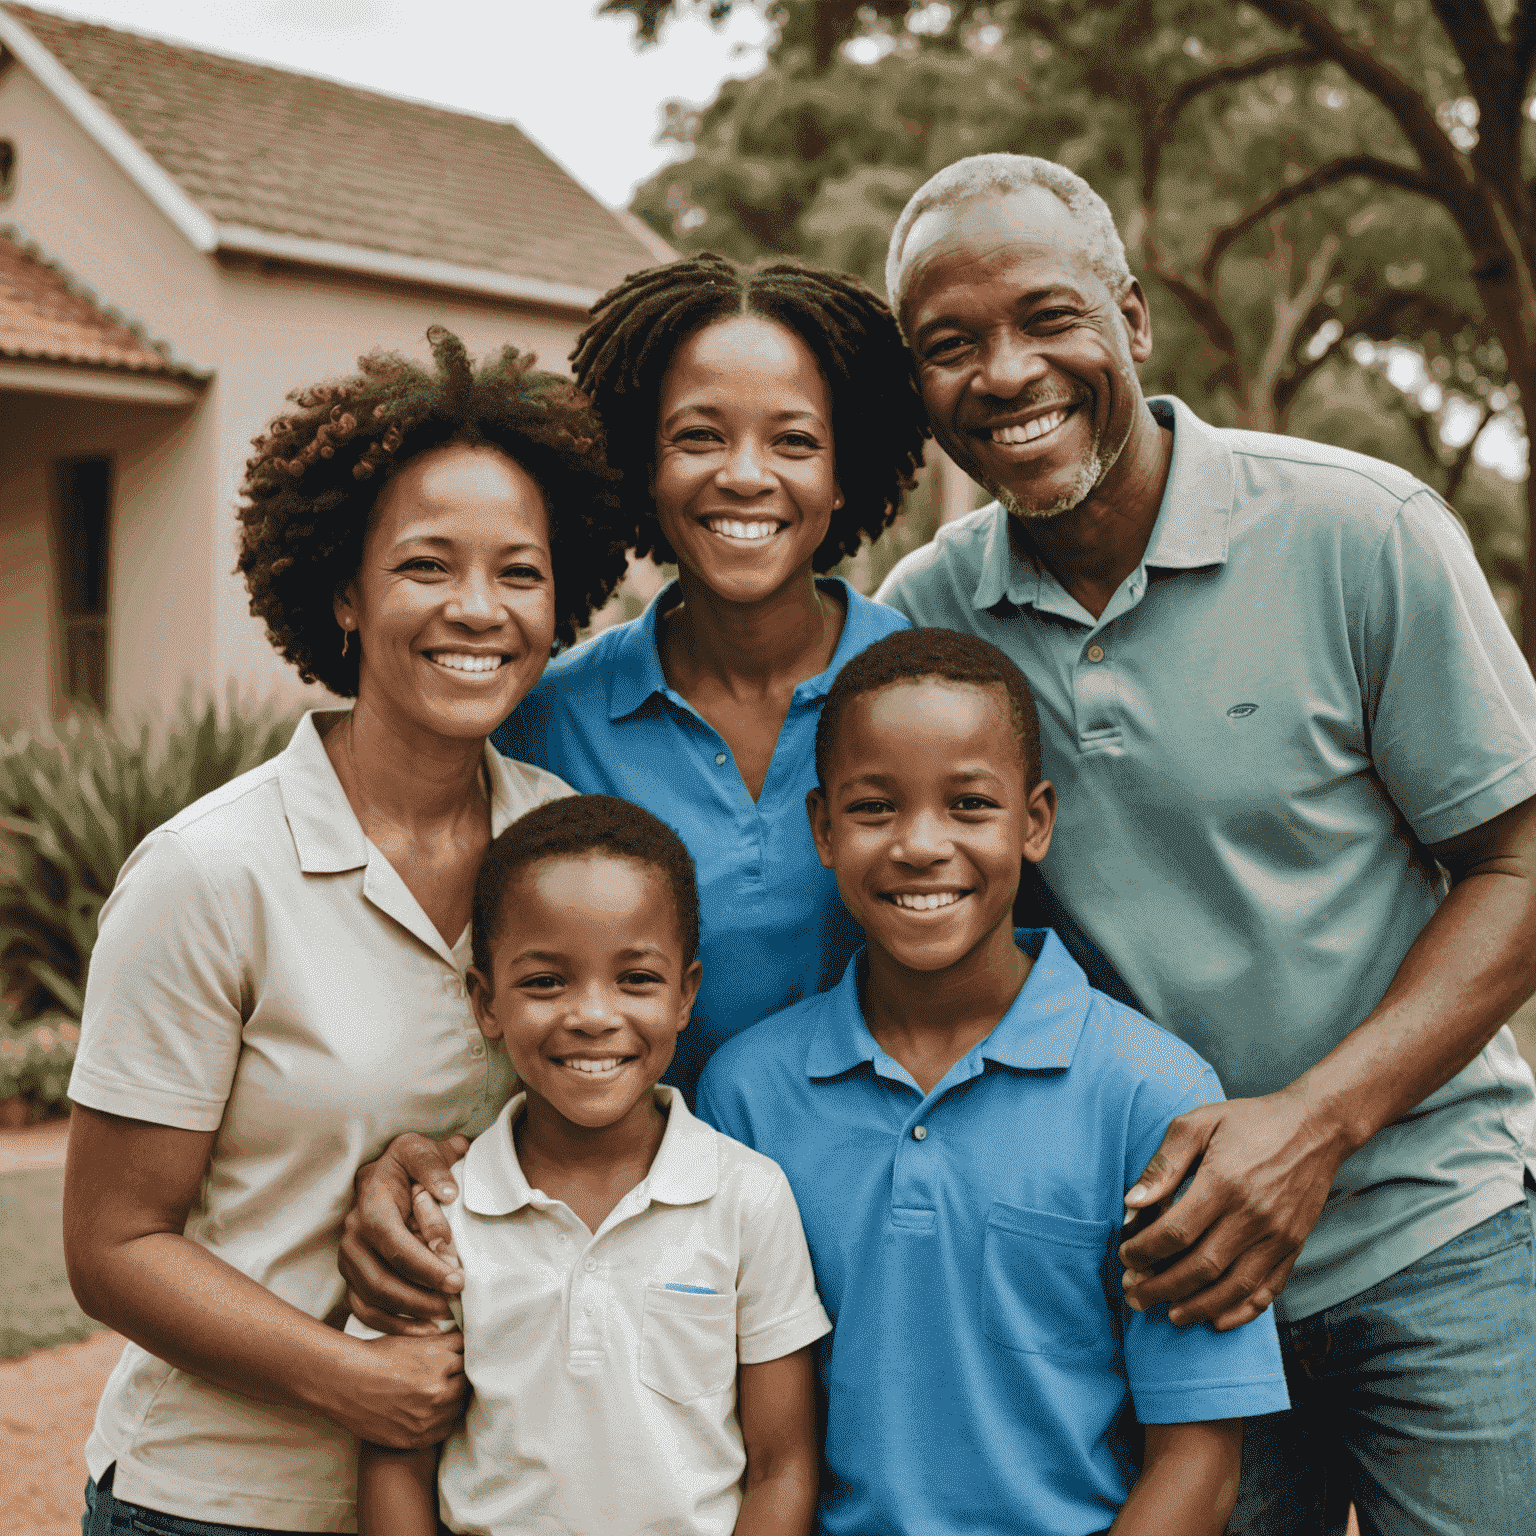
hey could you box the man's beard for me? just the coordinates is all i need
[983,408,1129,522]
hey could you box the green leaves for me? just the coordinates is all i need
[0,690,299,1040]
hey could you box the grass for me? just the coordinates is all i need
[0,1167,101,1359]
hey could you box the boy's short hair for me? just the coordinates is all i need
[471,795,701,975]
[815,628,1042,791]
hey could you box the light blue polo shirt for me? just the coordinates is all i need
[877,395,1536,1319]
[493,578,908,1101]
[697,929,1290,1536]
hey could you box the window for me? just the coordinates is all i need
[54,457,112,710]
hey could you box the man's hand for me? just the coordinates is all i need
[1117,1090,1353,1330]
[323,1331,466,1448]
[340,1133,470,1335]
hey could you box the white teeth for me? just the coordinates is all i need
[563,1057,624,1075]
[890,891,963,911]
[992,409,1068,444]
[429,652,505,674]
[707,519,780,542]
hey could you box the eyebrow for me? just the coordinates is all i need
[913,284,1087,342]
[506,942,672,965]
[834,766,1007,795]
[389,533,546,555]
[659,404,825,432]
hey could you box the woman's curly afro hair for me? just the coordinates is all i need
[236,326,628,698]
[570,252,930,572]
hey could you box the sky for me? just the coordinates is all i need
[14,0,769,207]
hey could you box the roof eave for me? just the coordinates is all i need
[215,226,602,313]
[0,356,204,403]
[0,9,217,253]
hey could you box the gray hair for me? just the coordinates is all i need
[885,153,1133,326]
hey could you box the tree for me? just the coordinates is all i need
[605,0,1533,651]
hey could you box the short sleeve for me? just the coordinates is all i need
[1121,1062,1289,1423]
[733,1159,832,1366]
[1362,491,1536,844]
[69,830,245,1132]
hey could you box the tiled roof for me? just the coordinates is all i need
[0,226,206,375]
[3,4,665,294]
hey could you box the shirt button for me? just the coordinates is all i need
[584,1302,594,1316]
[715,752,727,765]
[556,1234,569,1244]
[470,1041,485,1058]
[584,1257,597,1272]
[1086,644,1105,663]
[912,1125,928,1141]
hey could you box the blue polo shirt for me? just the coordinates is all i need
[493,578,908,1100]
[877,396,1536,1320]
[697,930,1289,1536]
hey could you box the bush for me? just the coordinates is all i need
[0,690,301,1116]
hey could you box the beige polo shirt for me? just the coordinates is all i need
[357,1088,831,1536]
[69,710,572,1532]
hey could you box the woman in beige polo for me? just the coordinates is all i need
[62,330,629,1535]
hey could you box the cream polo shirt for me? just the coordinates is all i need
[68,710,572,1533]
[358,1087,831,1536]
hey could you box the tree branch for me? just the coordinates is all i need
[1150,46,1321,143]
[1200,156,1437,288]
[1516,0,1536,91]
[1249,224,1339,431]
[1244,0,1478,217]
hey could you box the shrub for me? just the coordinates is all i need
[0,690,300,1115]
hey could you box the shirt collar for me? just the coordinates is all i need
[606,577,881,721]
[462,1086,718,1217]
[968,394,1234,614]
[805,928,1093,1080]
[277,708,545,874]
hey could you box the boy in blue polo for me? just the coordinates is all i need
[695,629,1289,1536]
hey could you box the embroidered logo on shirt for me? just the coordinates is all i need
[1226,702,1259,719]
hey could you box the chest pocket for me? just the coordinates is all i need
[981,1201,1115,1359]
[639,1284,738,1403]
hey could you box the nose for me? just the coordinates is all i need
[443,568,506,629]
[567,978,621,1032]
[714,436,774,497]
[890,806,953,867]
[973,329,1047,401]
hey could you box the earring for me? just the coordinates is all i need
[341,626,351,658]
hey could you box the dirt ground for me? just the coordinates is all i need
[0,1118,118,1536]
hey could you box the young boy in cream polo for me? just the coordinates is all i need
[354,795,829,1536]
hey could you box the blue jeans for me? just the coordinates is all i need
[82,1464,331,1536]
[1227,1189,1536,1536]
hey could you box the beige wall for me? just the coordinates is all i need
[0,390,205,726]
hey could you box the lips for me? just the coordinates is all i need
[884,890,968,911]
[425,651,508,676]
[985,404,1075,446]
[703,517,785,543]
[555,1055,633,1078]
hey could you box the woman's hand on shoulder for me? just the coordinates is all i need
[340,1132,470,1333]
[325,1330,467,1448]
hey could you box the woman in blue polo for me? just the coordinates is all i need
[493,253,930,1099]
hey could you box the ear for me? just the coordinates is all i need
[1020,779,1057,867]
[1120,278,1153,365]
[675,958,703,1033]
[806,787,835,870]
[467,965,502,1041]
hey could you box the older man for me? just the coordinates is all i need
[876,153,1536,1535]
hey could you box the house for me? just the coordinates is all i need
[0,2,672,722]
